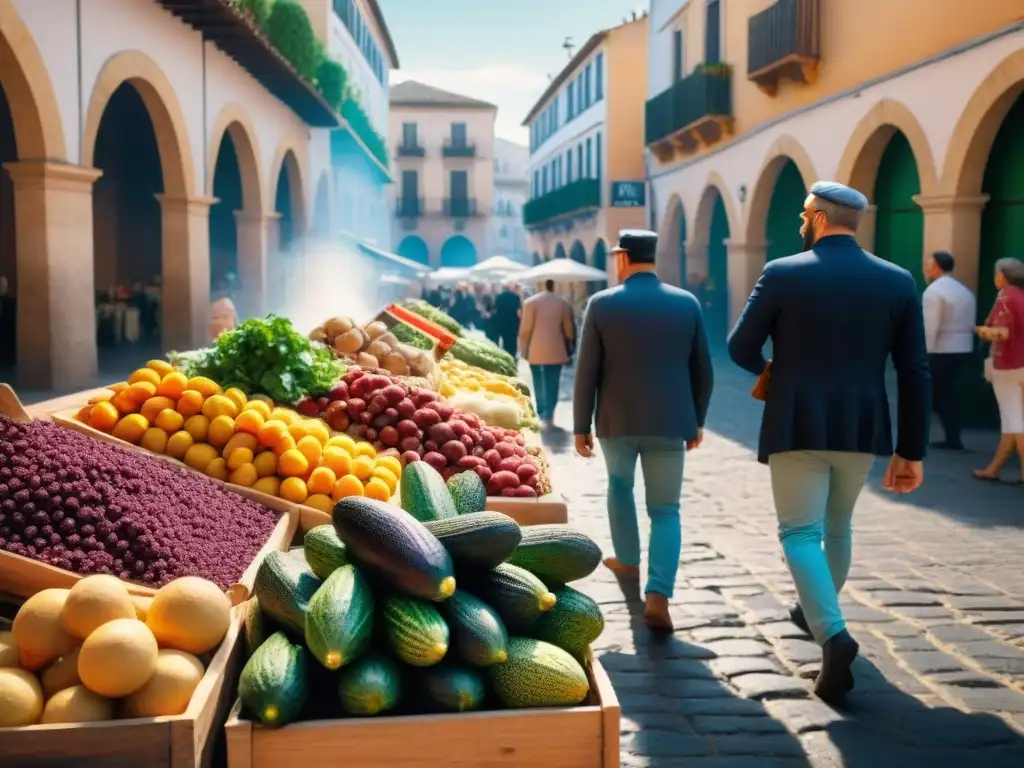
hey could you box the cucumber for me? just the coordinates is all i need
[333,497,455,601]
[304,565,374,670]
[442,591,508,667]
[421,662,486,712]
[337,652,401,716]
[463,563,556,633]
[400,462,458,521]
[506,525,603,585]
[530,585,605,655]
[238,631,309,728]
[446,471,487,515]
[424,511,521,570]
[243,597,272,657]
[304,525,349,579]
[488,637,590,708]
[380,595,450,667]
[253,550,323,637]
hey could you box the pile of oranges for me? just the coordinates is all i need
[76,361,400,512]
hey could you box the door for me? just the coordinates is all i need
[401,170,418,214]
[450,122,467,147]
[402,122,417,147]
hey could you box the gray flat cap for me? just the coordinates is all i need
[810,181,868,212]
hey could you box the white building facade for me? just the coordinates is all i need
[491,138,530,263]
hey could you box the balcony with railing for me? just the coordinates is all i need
[396,141,425,158]
[747,0,820,95]
[645,66,733,162]
[395,196,423,218]
[442,139,477,158]
[444,197,478,217]
[522,178,601,228]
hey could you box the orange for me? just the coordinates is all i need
[176,390,204,418]
[243,400,272,420]
[184,443,219,471]
[88,401,119,432]
[140,427,168,454]
[252,451,278,478]
[305,420,330,446]
[204,457,229,481]
[286,421,309,443]
[321,446,352,477]
[228,463,258,487]
[279,477,308,504]
[222,432,258,458]
[108,381,129,394]
[126,381,157,404]
[207,416,236,447]
[296,435,322,467]
[278,448,309,478]
[273,433,297,456]
[129,368,161,387]
[141,396,177,423]
[364,478,391,502]
[252,476,280,496]
[270,408,299,426]
[111,414,149,444]
[353,442,377,459]
[87,389,115,405]
[257,420,288,448]
[183,414,210,442]
[75,405,93,422]
[305,494,334,514]
[110,390,141,415]
[156,409,185,434]
[156,372,188,400]
[185,376,221,398]
[235,409,264,436]
[147,359,175,377]
[202,394,239,421]
[165,431,194,459]
[226,447,254,472]
[371,466,399,495]
[331,474,364,500]
[351,455,374,482]
[327,435,357,454]
[375,455,402,478]
[224,387,248,411]
[307,466,337,496]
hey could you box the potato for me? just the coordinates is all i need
[308,325,328,343]
[356,352,380,369]
[366,338,393,360]
[364,321,389,340]
[403,347,432,378]
[333,328,366,355]
[376,331,399,349]
[382,352,410,376]
[324,316,354,338]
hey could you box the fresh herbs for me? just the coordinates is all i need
[176,315,343,404]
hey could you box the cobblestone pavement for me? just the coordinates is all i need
[538,357,1024,768]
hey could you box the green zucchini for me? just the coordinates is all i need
[488,637,590,708]
[462,563,556,633]
[303,525,349,579]
[421,662,486,713]
[380,595,450,667]
[424,511,521,570]
[252,550,323,636]
[530,585,605,655]
[401,299,465,336]
[446,471,487,515]
[506,525,603,585]
[238,631,309,728]
[242,597,272,657]
[337,653,402,716]
[400,462,458,522]
[442,590,508,667]
[333,497,455,601]
[304,565,374,670]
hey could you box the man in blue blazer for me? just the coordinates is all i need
[727,181,931,703]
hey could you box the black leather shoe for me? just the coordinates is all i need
[814,629,859,705]
[789,604,811,635]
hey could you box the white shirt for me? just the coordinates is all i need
[922,275,976,354]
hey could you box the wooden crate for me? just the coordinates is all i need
[224,655,620,768]
[0,612,248,767]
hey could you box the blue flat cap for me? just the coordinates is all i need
[613,229,658,262]
[809,181,868,212]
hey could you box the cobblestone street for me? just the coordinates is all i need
[540,358,1024,767]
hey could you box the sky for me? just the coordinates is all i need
[378,0,647,146]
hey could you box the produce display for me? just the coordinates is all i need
[0,414,277,589]
[441,358,537,430]
[74,362,403,511]
[1,574,230,726]
[237,473,604,728]
[398,301,518,377]
[399,300,465,337]
[309,315,436,379]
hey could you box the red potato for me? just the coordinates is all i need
[349,377,372,399]
[378,447,401,459]
[413,409,442,429]
[461,412,481,429]
[384,407,399,420]
[516,463,538,482]
[479,432,497,451]
[487,470,521,495]
[440,440,468,463]
[328,383,349,402]
[396,398,416,419]
[509,486,538,498]
[368,394,389,416]
[358,411,374,425]
[365,428,378,442]
[401,450,421,465]
[423,452,447,471]
[514,435,526,446]
[456,455,485,469]
[483,449,502,471]
[471,445,486,458]
[458,434,475,451]
[474,465,493,484]
[513,446,528,458]
[412,390,437,408]
[441,467,460,482]
[433,403,455,421]
[345,398,366,416]
[368,375,393,391]
[399,436,422,453]
[342,368,364,385]
[371,414,393,430]
[296,398,319,417]
[467,429,481,444]
[382,385,406,405]
[396,419,419,438]
[427,423,457,445]
[326,408,350,433]
[448,420,469,438]
[498,456,522,473]
[349,424,368,439]
[379,426,399,447]
[424,440,440,454]
[494,441,516,459]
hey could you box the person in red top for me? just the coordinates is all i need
[974,257,1024,485]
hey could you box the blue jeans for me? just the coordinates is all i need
[530,364,563,421]
[599,436,686,598]
[768,450,875,645]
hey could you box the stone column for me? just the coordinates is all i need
[157,195,216,352]
[724,240,767,326]
[234,209,270,318]
[855,204,878,252]
[913,194,989,293]
[3,161,102,390]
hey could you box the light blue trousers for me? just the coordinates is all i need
[768,450,875,645]
[599,436,686,598]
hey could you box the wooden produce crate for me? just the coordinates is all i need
[0,384,297,605]
[0,611,247,767]
[224,654,620,768]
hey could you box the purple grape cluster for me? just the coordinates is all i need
[0,415,279,589]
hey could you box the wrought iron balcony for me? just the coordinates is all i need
[396,142,425,158]
[442,140,477,158]
[522,179,601,228]
[443,197,478,217]
[395,196,423,217]
[747,0,821,96]
[645,66,733,162]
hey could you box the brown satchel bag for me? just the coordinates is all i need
[751,361,772,401]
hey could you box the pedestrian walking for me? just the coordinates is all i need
[727,181,931,704]
[922,251,977,450]
[573,230,713,632]
[493,282,523,358]
[973,257,1024,485]
[519,279,574,426]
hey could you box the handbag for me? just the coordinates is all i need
[751,361,772,401]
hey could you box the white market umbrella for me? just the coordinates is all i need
[380,273,412,285]
[469,255,529,277]
[427,267,472,285]
[517,258,608,284]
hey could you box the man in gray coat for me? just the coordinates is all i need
[573,230,714,630]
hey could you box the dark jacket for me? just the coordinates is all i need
[727,235,931,464]
[573,272,713,440]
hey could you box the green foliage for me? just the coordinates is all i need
[316,58,347,111]
[266,0,323,82]
[342,98,388,169]
[233,0,272,28]
[694,62,731,77]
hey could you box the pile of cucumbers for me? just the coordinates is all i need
[238,462,605,728]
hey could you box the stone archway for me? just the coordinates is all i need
[398,235,430,265]
[207,104,263,208]
[553,242,567,260]
[532,251,541,265]
[590,239,607,295]
[691,177,737,345]
[656,193,686,287]
[874,131,925,290]
[273,149,306,252]
[569,240,586,264]
[440,235,478,267]
[745,135,817,260]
